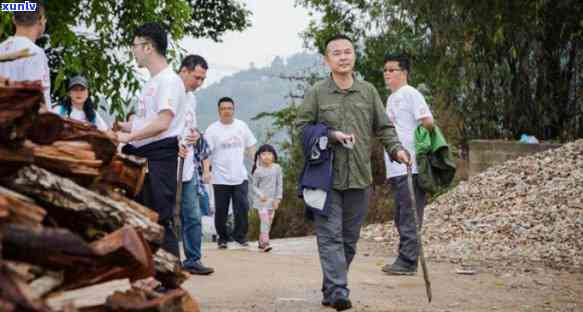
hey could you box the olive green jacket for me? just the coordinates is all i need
[295,76,404,190]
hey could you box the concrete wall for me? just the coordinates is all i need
[468,140,562,177]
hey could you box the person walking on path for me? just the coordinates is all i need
[205,97,257,249]
[295,34,410,311]
[250,144,283,252]
[177,54,214,275]
[381,53,434,276]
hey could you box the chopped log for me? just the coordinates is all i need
[99,188,158,224]
[0,262,52,312]
[9,165,163,245]
[0,143,33,177]
[3,261,42,282]
[0,186,46,227]
[27,112,64,145]
[0,83,43,145]
[46,279,131,311]
[2,225,156,290]
[105,288,199,312]
[29,271,64,299]
[1,223,97,270]
[153,249,189,290]
[60,119,116,164]
[100,153,147,198]
[63,227,155,290]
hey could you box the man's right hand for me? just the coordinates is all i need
[178,144,188,158]
[331,131,355,147]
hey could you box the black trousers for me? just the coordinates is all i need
[213,181,249,244]
[127,137,180,257]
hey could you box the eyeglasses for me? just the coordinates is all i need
[384,68,402,73]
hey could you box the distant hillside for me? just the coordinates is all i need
[195,52,326,144]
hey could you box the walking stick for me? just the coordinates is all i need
[174,155,185,267]
[406,165,432,303]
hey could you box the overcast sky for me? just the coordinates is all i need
[179,0,315,87]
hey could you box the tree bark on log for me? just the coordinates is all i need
[9,165,163,245]
[105,288,199,312]
[153,249,189,290]
[0,186,46,227]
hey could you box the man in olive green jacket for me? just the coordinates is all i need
[295,34,409,311]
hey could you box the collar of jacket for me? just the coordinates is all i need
[325,74,367,95]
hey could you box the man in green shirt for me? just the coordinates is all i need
[296,34,410,311]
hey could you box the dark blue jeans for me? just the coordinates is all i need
[181,178,202,266]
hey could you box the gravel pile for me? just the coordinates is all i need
[362,139,583,271]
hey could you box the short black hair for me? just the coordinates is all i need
[384,53,411,73]
[217,96,235,108]
[13,0,44,27]
[180,54,208,71]
[324,34,353,54]
[134,22,168,57]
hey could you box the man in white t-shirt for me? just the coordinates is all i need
[0,0,50,110]
[382,53,434,276]
[175,54,214,275]
[205,97,257,249]
[115,22,186,257]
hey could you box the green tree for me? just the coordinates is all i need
[297,0,583,142]
[1,0,251,117]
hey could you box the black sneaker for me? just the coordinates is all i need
[184,261,214,275]
[382,261,417,276]
[330,288,352,311]
[218,241,228,249]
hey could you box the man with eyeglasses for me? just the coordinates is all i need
[295,34,409,311]
[115,22,186,258]
[0,0,50,111]
[381,53,434,276]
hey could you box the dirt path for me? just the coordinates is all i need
[182,237,582,312]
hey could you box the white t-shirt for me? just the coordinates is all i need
[0,36,51,107]
[181,92,197,182]
[54,105,108,131]
[130,66,186,148]
[384,85,433,178]
[205,119,257,185]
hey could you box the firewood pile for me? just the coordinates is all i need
[362,139,583,272]
[0,83,196,311]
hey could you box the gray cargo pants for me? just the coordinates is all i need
[314,187,370,296]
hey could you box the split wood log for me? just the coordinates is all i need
[9,165,163,245]
[46,278,131,311]
[63,227,155,290]
[0,143,33,177]
[1,223,97,270]
[0,262,52,312]
[27,112,64,145]
[99,188,158,224]
[0,186,46,227]
[29,271,64,299]
[153,249,189,290]
[59,119,116,164]
[100,153,147,198]
[2,225,156,290]
[0,83,44,145]
[105,288,199,312]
